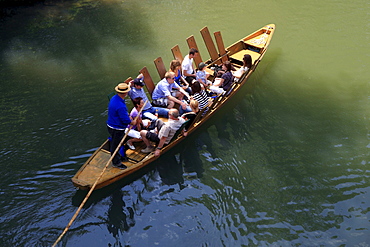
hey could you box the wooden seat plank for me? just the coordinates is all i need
[200,26,219,62]
[214,31,228,63]
[154,57,167,79]
[229,50,260,65]
[186,35,203,68]
[139,66,155,97]
[171,45,183,62]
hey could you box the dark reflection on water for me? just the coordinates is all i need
[62,92,369,246]
[1,86,369,246]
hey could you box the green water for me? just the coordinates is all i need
[0,0,369,246]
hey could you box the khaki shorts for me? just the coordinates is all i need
[152,98,168,107]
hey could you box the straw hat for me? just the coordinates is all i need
[115,82,130,94]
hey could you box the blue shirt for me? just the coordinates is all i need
[152,78,180,100]
[196,70,207,84]
[106,94,131,130]
[128,87,152,110]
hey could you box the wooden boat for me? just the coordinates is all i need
[72,24,276,190]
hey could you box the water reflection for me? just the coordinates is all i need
[30,94,370,245]
[107,190,135,238]
[157,136,206,186]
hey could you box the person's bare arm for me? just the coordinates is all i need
[178,86,190,99]
[168,95,187,109]
[183,69,195,78]
[154,136,167,156]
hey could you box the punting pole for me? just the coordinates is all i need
[52,100,148,247]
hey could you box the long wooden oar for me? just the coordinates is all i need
[52,100,147,247]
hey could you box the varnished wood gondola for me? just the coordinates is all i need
[71,24,276,190]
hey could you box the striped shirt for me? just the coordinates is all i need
[193,90,209,110]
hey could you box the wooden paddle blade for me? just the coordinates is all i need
[139,66,155,97]
[214,31,228,62]
[200,26,219,62]
[154,57,167,79]
[124,77,133,83]
[171,45,183,62]
[186,35,202,67]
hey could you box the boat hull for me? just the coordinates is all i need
[71,24,275,190]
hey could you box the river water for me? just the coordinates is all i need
[0,0,369,246]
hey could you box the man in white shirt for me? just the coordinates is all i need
[182,48,199,85]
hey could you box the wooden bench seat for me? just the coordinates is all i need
[229,49,261,65]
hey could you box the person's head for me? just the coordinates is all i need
[191,80,202,94]
[243,54,252,69]
[189,99,199,113]
[168,108,179,119]
[222,61,232,72]
[198,62,206,71]
[132,97,144,109]
[189,48,199,58]
[165,71,176,84]
[115,82,130,96]
[169,59,181,72]
[133,77,144,88]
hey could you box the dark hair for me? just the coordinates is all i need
[132,97,143,108]
[191,80,202,94]
[223,61,232,71]
[243,54,252,69]
[189,48,199,55]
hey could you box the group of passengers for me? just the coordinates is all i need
[106,48,252,169]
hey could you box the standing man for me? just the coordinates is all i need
[152,71,190,114]
[182,48,199,85]
[107,82,136,169]
[128,76,169,119]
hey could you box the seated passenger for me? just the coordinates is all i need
[152,71,191,114]
[125,97,152,150]
[232,54,252,80]
[210,61,234,94]
[196,62,212,89]
[169,59,191,94]
[181,99,199,133]
[182,48,199,85]
[128,76,169,119]
[140,108,186,156]
[191,81,210,111]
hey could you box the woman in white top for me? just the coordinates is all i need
[232,54,252,80]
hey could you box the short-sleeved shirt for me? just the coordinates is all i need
[181,54,194,78]
[128,108,142,130]
[106,94,131,130]
[221,71,234,91]
[196,70,207,84]
[158,117,185,144]
[152,78,180,100]
[128,87,152,110]
[192,90,209,110]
